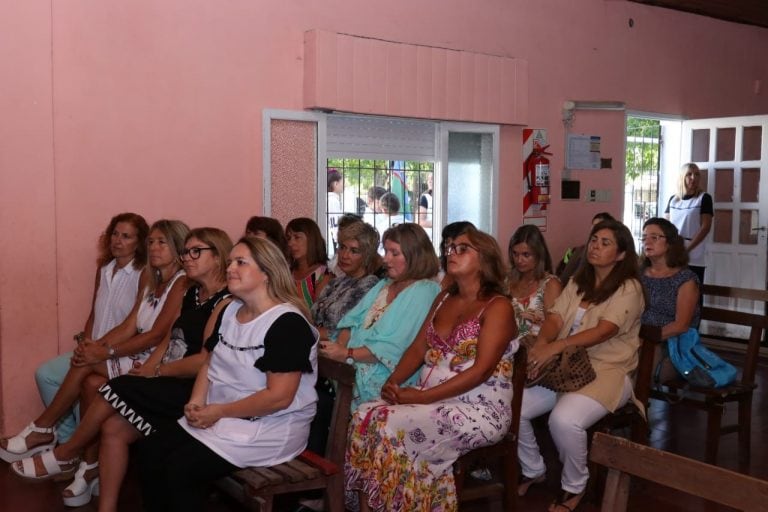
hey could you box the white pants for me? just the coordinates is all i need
[517,377,633,494]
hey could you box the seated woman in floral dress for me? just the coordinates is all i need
[507,224,562,338]
[345,226,518,512]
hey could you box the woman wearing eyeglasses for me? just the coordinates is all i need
[319,223,440,411]
[640,217,700,338]
[508,224,562,340]
[345,225,517,512]
[11,228,233,510]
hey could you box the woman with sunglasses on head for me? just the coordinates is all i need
[518,220,644,512]
[32,212,149,447]
[437,221,476,289]
[11,228,233,510]
[319,223,440,411]
[345,225,517,512]
[1,219,188,464]
[508,224,562,340]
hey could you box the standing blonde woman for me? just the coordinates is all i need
[665,163,713,285]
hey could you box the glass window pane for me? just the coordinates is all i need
[715,128,735,161]
[714,168,734,202]
[739,209,759,245]
[713,209,732,243]
[447,132,493,233]
[742,126,762,161]
[691,129,709,162]
[742,168,760,202]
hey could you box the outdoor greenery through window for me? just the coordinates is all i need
[624,117,661,245]
[325,159,435,256]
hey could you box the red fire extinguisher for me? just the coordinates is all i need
[526,143,552,205]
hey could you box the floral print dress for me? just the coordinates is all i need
[511,273,557,338]
[345,295,519,512]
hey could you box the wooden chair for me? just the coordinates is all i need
[453,344,527,510]
[585,324,662,502]
[590,432,768,512]
[590,324,663,443]
[215,356,355,512]
[651,285,768,464]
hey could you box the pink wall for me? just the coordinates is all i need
[2,0,767,432]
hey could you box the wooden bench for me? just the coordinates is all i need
[215,355,355,512]
[651,284,768,464]
[590,432,768,512]
[453,344,527,510]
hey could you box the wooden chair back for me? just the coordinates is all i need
[652,285,768,464]
[591,323,662,442]
[590,432,768,512]
[216,355,355,512]
[453,343,528,509]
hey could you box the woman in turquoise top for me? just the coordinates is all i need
[320,223,440,410]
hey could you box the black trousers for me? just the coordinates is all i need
[136,422,238,512]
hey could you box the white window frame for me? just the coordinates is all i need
[263,109,500,244]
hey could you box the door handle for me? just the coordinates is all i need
[751,226,767,232]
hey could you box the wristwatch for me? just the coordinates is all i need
[345,348,355,365]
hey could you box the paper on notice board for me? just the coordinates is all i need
[566,135,601,170]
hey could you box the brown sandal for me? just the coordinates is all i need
[549,490,585,512]
[517,473,546,496]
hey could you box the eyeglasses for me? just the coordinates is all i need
[640,234,667,243]
[445,243,477,256]
[180,247,214,260]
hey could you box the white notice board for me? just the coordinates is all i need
[566,134,601,170]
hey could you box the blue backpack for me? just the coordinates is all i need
[667,328,738,388]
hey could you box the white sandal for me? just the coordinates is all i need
[10,450,78,481]
[62,460,100,507]
[0,422,57,463]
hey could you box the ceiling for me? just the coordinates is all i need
[628,0,768,29]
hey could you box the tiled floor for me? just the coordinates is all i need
[2,353,766,511]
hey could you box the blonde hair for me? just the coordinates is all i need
[338,222,381,275]
[148,219,190,290]
[236,237,311,320]
[676,163,703,199]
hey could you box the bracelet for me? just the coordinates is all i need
[73,331,85,343]
[154,364,162,377]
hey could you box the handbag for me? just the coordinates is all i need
[522,335,597,392]
[667,328,737,388]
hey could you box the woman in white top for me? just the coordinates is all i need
[138,236,319,512]
[34,212,149,445]
[0,219,189,465]
[665,163,713,285]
